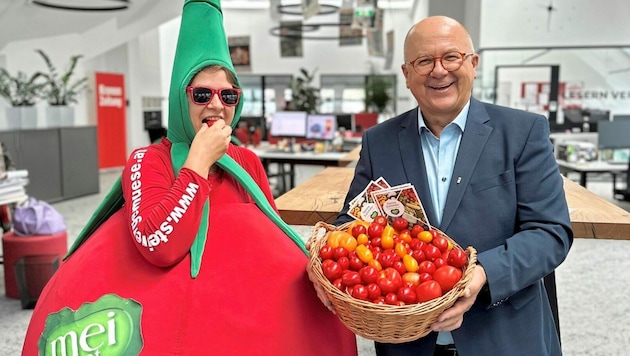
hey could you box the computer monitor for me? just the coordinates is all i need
[597,120,630,149]
[335,114,355,132]
[269,111,307,138]
[306,114,336,140]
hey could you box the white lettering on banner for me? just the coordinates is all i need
[129,150,146,245]
[50,311,117,355]
[98,84,124,108]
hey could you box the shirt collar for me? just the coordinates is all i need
[418,100,471,135]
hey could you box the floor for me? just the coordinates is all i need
[1,166,629,355]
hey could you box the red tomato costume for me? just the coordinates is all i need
[22,0,357,354]
[22,141,357,355]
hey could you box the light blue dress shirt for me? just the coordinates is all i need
[417,101,470,346]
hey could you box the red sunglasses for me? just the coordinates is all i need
[186,86,241,106]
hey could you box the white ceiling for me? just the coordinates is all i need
[0,0,414,51]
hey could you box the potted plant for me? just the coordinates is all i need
[35,49,88,127]
[288,68,320,114]
[0,67,46,129]
[364,75,392,114]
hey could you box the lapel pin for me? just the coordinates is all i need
[456,177,462,184]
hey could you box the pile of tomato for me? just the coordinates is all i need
[318,216,468,306]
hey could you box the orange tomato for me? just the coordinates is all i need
[417,230,433,243]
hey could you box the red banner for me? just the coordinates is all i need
[95,72,127,168]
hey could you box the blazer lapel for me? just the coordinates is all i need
[440,99,492,231]
[398,108,439,227]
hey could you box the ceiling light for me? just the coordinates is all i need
[31,0,129,11]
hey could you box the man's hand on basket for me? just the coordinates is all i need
[430,264,487,332]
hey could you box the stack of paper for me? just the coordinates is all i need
[0,170,29,205]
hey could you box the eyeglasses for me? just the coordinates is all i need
[405,52,474,76]
[186,86,241,106]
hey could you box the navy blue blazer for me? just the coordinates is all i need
[336,98,573,356]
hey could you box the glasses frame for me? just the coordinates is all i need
[186,86,242,106]
[405,52,474,76]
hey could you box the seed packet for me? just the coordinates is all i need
[370,183,431,230]
[347,177,390,222]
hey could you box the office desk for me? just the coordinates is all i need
[276,167,630,239]
[252,146,360,194]
[556,160,627,192]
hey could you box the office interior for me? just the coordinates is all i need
[1,0,630,355]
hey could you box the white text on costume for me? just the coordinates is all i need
[128,149,200,252]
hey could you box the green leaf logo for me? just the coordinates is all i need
[39,294,143,355]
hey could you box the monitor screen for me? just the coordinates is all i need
[306,114,336,140]
[335,114,355,132]
[597,120,630,149]
[269,111,307,138]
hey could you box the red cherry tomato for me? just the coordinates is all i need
[416,280,443,303]
[397,285,418,304]
[432,265,463,293]
[423,244,442,261]
[348,253,364,271]
[410,249,426,263]
[332,278,344,290]
[392,217,409,232]
[321,259,343,281]
[351,224,367,238]
[418,260,436,275]
[432,235,449,253]
[373,215,388,227]
[384,292,399,305]
[350,284,369,301]
[319,245,333,260]
[359,265,379,284]
[447,249,468,269]
[418,272,433,283]
[376,268,403,294]
[333,246,349,260]
[410,224,425,239]
[368,223,385,239]
[341,270,362,287]
[433,257,447,269]
[392,260,407,276]
[366,283,381,300]
[337,256,350,271]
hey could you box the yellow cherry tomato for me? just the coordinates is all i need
[327,230,352,248]
[418,230,433,243]
[368,259,383,271]
[403,254,419,272]
[394,242,407,258]
[356,233,369,245]
[381,225,395,249]
[355,244,374,264]
[338,233,358,252]
[398,230,412,243]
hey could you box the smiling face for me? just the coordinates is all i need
[187,66,238,133]
[401,16,479,124]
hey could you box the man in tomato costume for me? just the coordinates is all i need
[22,1,357,355]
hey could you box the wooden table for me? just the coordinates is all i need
[253,146,360,195]
[276,167,630,240]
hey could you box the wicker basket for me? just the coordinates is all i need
[307,221,477,344]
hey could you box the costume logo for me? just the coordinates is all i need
[38,294,143,355]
